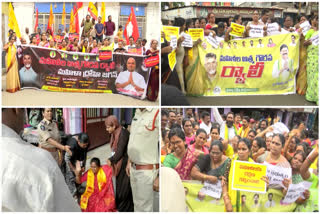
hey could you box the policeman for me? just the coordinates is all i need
[126,108,159,212]
[37,108,72,166]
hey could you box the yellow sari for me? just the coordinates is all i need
[228,156,254,212]
[185,44,205,95]
[6,44,20,92]
[296,36,308,95]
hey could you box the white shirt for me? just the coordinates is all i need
[1,124,80,212]
[115,70,146,93]
[199,122,212,141]
[113,43,119,50]
[212,108,236,141]
[272,59,291,80]
[265,200,275,208]
[18,66,39,88]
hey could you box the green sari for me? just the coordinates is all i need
[305,29,319,104]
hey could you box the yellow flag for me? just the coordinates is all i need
[8,3,21,38]
[88,2,98,20]
[69,8,75,33]
[101,2,106,23]
[62,3,66,26]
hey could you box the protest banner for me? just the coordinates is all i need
[188,28,204,41]
[232,161,267,193]
[196,33,299,96]
[282,181,312,204]
[265,162,292,185]
[144,55,159,68]
[181,32,193,47]
[162,25,180,42]
[182,180,225,212]
[168,49,177,71]
[200,181,222,199]
[300,21,311,36]
[68,33,79,41]
[249,25,264,38]
[241,189,297,212]
[17,45,152,100]
[128,47,143,55]
[267,23,281,36]
[230,22,245,37]
[205,36,223,49]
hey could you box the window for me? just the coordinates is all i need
[119,4,146,39]
[34,13,70,33]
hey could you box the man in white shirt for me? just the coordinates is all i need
[199,111,212,141]
[113,36,119,50]
[115,57,146,97]
[22,27,30,44]
[2,108,80,212]
[18,52,40,88]
[212,108,236,141]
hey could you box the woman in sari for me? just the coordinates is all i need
[183,118,195,146]
[146,39,159,56]
[188,128,209,155]
[251,137,267,161]
[76,157,116,212]
[105,115,134,212]
[296,15,308,95]
[228,138,255,212]
[3,35,20,92]
[257,134,291,190]
[304,15,318,104]
[163,128,197,180]
[191,140,231,183]
[185,18,206,96]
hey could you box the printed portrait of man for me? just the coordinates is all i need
[204,53,219,95]
[272,44,294,81]
[115,57,146,97]
[18,52,40,88]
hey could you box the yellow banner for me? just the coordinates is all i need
[168,50,177,71]
[230,22,245,37]
[195,33,300,96]
[162,26,180,42]
[232,161,267,193]
[183,181,297,212]
[183,181,225,212]
[188,28,204,41]
[42,85,112,93]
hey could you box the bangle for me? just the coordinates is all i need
[306,157,312,164]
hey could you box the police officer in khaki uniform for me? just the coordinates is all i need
[126,108,159,212]
[37,108,72,166]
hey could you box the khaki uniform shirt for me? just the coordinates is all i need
[128,108,159,165]
[37,118,61,149]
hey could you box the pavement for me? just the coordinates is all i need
[2,74,158,106]
[186,94,316,106]
[85,143,111,170]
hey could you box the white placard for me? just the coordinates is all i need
[300,21,311,36]
[205,36,222,49]
[170,35,177,49]
[181,33,193,47]
[282,181,312,204]
[272,122,290,134]
[310,33,319,46]
[265,162,292,185]
[249,25,264,38]
[200,181,222,199]
[267,23,281,36]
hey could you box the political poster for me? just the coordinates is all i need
[16,45,152,99]
[196,33,300,96]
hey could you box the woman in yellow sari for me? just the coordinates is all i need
[3,35,20,93]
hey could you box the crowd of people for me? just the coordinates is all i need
[161,108,318,212]
[161,9,318,104]
[2,108,160,212]
[4,15,159,56]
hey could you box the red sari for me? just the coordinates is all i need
[80,165,116,212]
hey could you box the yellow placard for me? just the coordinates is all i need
[196,33,300,96]
[188,28,204,41]
[168,50,176,71]
[232,160,267,193]
[162,26,180,42]
[230,22,245,37]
